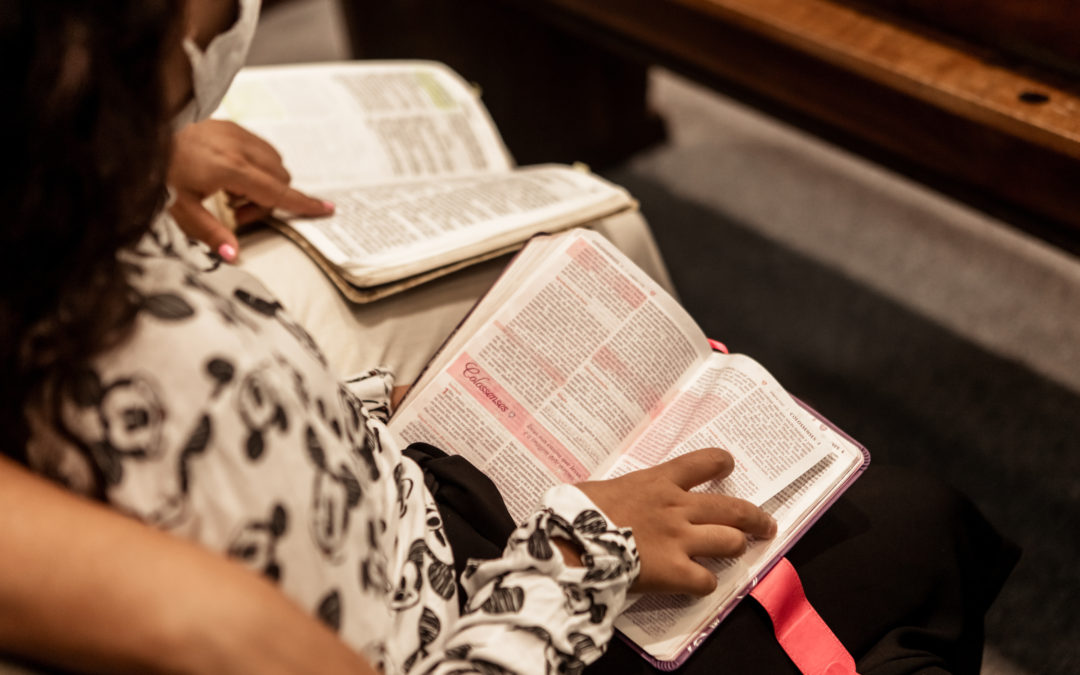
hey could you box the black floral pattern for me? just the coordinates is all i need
[237,366,289,461]
[29,215,640,675]
[64,370,166,470]
[228,503,288,581]
[317,588,343,632]
[404,607,442,671]
[140,292,196,320]
[475,574,525,615]
[234,286,328,366]
[306,425,363,561]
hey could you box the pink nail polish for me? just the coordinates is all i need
[322,200,336,214]
[218,243,238,262]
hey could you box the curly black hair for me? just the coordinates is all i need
[0,0,183,463]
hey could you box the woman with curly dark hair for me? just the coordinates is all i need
[0,0,176,465]
[0,1,784,671]
[0,1,1016,674]
[0,2,370,671]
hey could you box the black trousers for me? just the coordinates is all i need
[404,444,1019,674]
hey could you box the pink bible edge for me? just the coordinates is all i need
[617,382,871,670]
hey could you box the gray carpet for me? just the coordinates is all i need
[252,3,1080,673]
[606,166,1078,675]
[602,72,1080,675]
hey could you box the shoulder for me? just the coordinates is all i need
[30,216,345,521]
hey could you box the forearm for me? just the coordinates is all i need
[414,486,639,675]
[0,456,374,675]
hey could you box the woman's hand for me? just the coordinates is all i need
[168,119,334,261]
[576,448,776,596]
[390,385,411,411]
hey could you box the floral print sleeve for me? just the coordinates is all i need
[344,368,396,423]
[415,485,640,675]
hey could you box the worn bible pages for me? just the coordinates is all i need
[288,165,633,287]
[216,61,636,293]
[388,228,868,666]
[613,419,862,663]
[217,60,513,191]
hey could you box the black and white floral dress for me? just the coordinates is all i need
[26,216,640,674]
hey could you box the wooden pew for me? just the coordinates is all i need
[341,0,1080,249]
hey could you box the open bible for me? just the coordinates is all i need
[387,228,869,668]
[216,61,635,302]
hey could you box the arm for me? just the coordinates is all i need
[413,449,775,674]
[0,456,377,675]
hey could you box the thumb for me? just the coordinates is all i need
[169,193,241,262]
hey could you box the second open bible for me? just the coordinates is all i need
[388,228,869,668]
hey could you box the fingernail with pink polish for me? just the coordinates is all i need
[218,243,238,262]
[322,200,336,214]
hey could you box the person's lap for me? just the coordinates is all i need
[240,216,1017,673]
[237,211,675,384]
[587,466,1018,674]
[405,443,1018,674]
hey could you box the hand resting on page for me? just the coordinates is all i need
[575,448,777,596]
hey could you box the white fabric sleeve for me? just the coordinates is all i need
[342,367,395,422]
[410,485,641,675]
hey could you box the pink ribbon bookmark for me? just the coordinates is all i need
[707,338,729,354]
[750,557,860,675]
